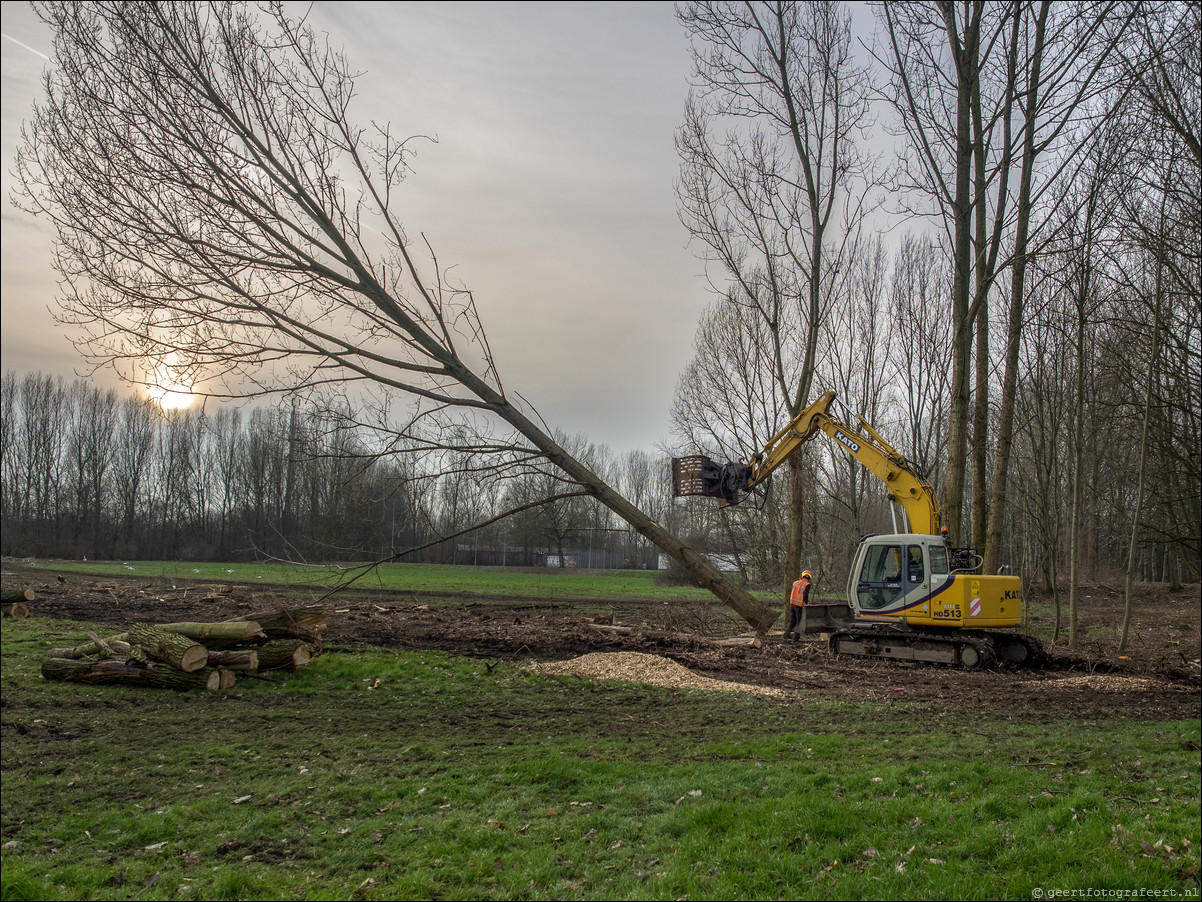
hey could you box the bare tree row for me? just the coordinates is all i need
[0,372,679,570]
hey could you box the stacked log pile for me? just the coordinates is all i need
[2,588,35,618]
[40,606,326,691]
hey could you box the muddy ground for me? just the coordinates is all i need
[4,565,1199,722]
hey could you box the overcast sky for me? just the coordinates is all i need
[1,2,873,455]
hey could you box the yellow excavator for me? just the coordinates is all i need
[672,391,1043,669]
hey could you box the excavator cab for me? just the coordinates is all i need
[850,536,950,617]
[846,533,1019,630]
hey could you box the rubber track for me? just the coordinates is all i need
[826,626,1047,670]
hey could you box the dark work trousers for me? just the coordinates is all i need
[785,604,805,640]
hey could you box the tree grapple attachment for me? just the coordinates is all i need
[671,456,751,505]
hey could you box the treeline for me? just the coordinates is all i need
[668,0,1201,600]
[1,359,1196,592]
[0,371,686,568]
[671,228,1199,594]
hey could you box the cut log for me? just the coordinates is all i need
[2,602,30,618]
[715,636,764,648]
[216,666,237,690]
[2,588,36,603]
[127,622,209,672]
[41,657,222,690]
[256,641,314,671]
[229,606,326,642]
[149,621,265,647]
[48,621,263,659]
[588,623,633,635]
[206,649,259,671]
[48,638,132,659]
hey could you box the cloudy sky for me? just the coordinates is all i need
[2,2,886,455]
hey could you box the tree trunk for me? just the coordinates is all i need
[227,606,325,642]
[984,2,1048,572]
[971,296,989,552]
[940,1,982,547]
[49,637,133,659]
[1067,310,1087,651]
[482,386,779,632]
[1120,191,1167,654]
[2,588,37,603]
[782,452,806,614]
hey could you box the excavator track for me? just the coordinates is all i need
[827,626,1043,670]
[980,631,1047,667]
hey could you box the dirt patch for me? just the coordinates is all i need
[4,564,1199,722]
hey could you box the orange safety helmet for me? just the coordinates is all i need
[801,570,812,579]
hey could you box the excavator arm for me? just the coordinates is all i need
[672,391,942,536]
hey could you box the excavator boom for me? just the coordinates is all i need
[673,391,941,535]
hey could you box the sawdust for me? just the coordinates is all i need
[1044,674,1165,691]
[531,651,786,697]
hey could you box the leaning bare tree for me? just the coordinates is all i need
[13,1,777,631]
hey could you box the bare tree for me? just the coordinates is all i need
[1056,127,1126,649]
[675,0,879,599]
[980,0,1138,572]
[672,294,794,584]
[1124,0,1201,169]
[879,0,1002,545]
[1113,0,1201,581]
[815,232,891,570]
[14,2,776,629]
[887,232,952,490]
[65,380,119,556]
[1118,184,1168,654]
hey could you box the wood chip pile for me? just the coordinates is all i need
[1047,674,1164,691]
[40,605,326,692]
[533,651,786,697]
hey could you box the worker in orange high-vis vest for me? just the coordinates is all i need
[784,570,812,642]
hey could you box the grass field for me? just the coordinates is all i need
[1,607,1199,901]
[27,559,754,603]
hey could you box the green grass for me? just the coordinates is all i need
[21,560,773,603]
[2,615,1199,901]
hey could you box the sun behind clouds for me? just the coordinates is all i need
[147,371,196,410]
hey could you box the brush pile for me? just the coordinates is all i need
[40,605,326,691]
